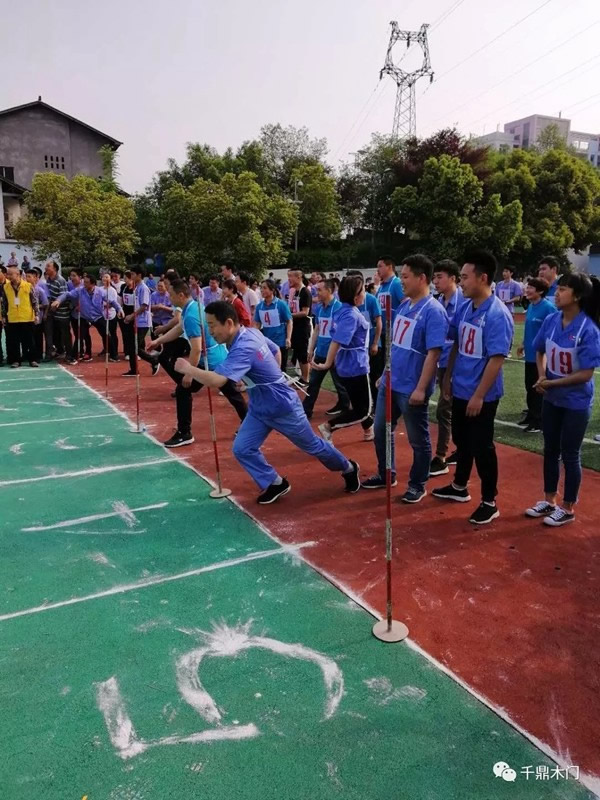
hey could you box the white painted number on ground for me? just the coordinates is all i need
[96,621,344,759]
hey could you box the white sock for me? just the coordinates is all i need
[342,461,354,475]
[272,476,283,486]
[451,482,467,491]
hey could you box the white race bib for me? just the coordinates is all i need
[545,340,579,376]
[458,321,483,359]
[391,315,417,350]
[123,293,134,305]
[498,288,510,302]
[318,316,333,339]
[259,308,281,328]
[289,297,299,313]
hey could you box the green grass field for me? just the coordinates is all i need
[321,321,600,472]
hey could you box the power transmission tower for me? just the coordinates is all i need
[379,22,434,139]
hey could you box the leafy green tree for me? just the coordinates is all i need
[534,123,568,153]
[14,172,138,267]
[154,171,297,277]
[291,164,341,245]
[260,123,328,189]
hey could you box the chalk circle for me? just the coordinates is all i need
[372,619,409,643]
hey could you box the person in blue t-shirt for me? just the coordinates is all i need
[148,280,246,448]
[495,266,522,314]
[516,277,555,432]
[432,250,514,525]
[372,257,404,401]
[537,256,561,305]
[524,273,600,527]
[347,269,383,403]
[430,259,463,476]
[302,279,350,419]
[174,301,360,504]
[312,275,373,442]
[253,279,292,370]
[362,254,448,503]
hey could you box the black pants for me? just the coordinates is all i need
[329,374,373,431]
[87,318,118,360]
[280,347,289,373]
[6,322,35,364]
[124,325,155,372]
[302,356,349,417]
[0,320,4,363]
[70,317,92,359]
[452,397,499,503]
[525,361,542,426]
[291,325,310,365]
[45,314,71,357]
[32,322,45,362]
[369,338,385,405]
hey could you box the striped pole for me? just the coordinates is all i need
[104,288,110,397]
[372,292,409,643]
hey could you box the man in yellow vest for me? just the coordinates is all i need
[1,265,39,368]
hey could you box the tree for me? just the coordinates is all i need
[534,123,568,153]
[291,164,341,245]
[391,154,522,260]
[153,171,297,277]
[13,172,138,267]
[259,123,328,189]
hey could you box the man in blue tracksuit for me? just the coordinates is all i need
[174,301,360,504]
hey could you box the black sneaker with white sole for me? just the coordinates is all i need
[429,456,449,476]
[122,370,137,377]
[401,488,427,504]
[517,414,530,427]
[361,474,397,489]
[257,478,291,504]
[432,483,471,502]
[163,431,195,448]
[445,450,458,465]
[325,404,348,416]
[342,460,360,493]
[525,501,556,518]
[543,507,575,527]
[524,424,541,433]
[469,502,499,524]
[151,361,161,376]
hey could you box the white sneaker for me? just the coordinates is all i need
[543,507,575,527]
[525,500,556,518]
[363,425,375,441]
[594,434,600,443]
[318,422,332,442]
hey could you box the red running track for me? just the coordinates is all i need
[67,353,600,784]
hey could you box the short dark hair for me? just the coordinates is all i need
[434,259,460,280]
[205,300,239,325]
[208,274,220,283]
[503,265,516,275]
[378,256,395,268]
[25,268,37,276]
[70,268,83,277]
[34,267,43,278]
[164,269,179,282]
[189,273,198,281]
[463,249,497,286]
[170,279,190,297]
[110,267,122,276]
[338,275,364,305]
[261,278,279,296]
[319,279,336,293]
[402,253,434,282]
[558,272,600,325]
[527,277,549,296]
[238,271,251,285]
[131,265,146,277]
[85,274,97,285]
[124,270,133,280]
[538,256,560,271]
[0,266,6,274]
[315,270,327,281]
[222,278,239,295]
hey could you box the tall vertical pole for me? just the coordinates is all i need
[294,180,299,252]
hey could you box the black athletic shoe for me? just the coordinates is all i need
[325,403,348,416]
[445,450,458,465]
[524,424,541,433]
[342,460,360,493]
[66,358,78,365]
[429,456,449,477]
[108,357,120,363]
[163,431,194,448]
[122,370,137,377]
[257,478,291,504]
[517,414,530,427]
[401,488,427,504]
[469,502,499,525]
[432,483,471,502]
[361,474,397,489]
[151,361,161,376]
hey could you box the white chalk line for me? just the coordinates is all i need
[0,543,314,623]
[0,374,66,383]
[22,502,169,532]
[0,413,117,428]
[61,365,600,795]
[0,457,174,487]
[0,386,86,394]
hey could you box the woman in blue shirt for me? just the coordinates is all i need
[516,277,556,432]
[526,273,600,526]
[312,275,372,441]
[253,279,292,370]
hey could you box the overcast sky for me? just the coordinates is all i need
[4,0,599,192]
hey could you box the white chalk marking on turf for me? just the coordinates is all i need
[0,413,116,428]
[0,405,18,411]
[0,543,315,622]
[96,677,259,760]
[21,502,168,532]
[54,434,113,450]
[9,443,24,455]
[0,386,85,394]
[0,374,61,384]
[0,457,174,487]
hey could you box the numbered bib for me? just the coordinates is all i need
[498,288,511,302]
[458,321,484,359]
[545,340,578,376]
[289,297,299,313]
[259,308,281,328]
[392,315,417,350]
[123,293,134,305]
[318,316,333,339]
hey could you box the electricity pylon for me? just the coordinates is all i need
[379,22,434,139]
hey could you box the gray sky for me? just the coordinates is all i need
[4,0,599,192]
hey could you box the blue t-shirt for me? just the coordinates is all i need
[387,296,448,395]
[496,279,522,313]
[314,298,341,359]
[214,327,297,418]
[450,295,514,402]
[331,304,369,378]
[523,298,555,362]
[546,280,559,305]
[254,298,291,348]
[180,299,227,369]
[437,287,463,369]
[357,293,382,346]
[533,310,600,410]
[376,276,404,332]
